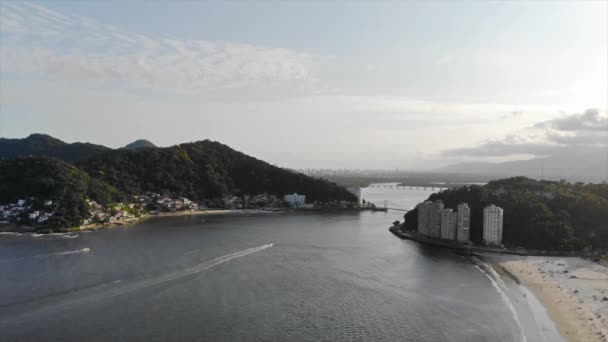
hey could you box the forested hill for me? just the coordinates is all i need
[124,139,156,150]
[402,177,608,251]
[0,158,125,227]
[0,134,110,162]
[78,140,356,203]
[0,133,354,203]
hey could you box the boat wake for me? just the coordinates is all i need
[0,243,274,326]
[0,248,91,264]
[48,248,90,256]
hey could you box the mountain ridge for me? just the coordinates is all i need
[0,134,111,162]
[0,134,356,229]
[436,147,607,183]
[124,139,156,150]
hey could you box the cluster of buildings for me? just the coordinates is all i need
[416,201,504,246]
[136,193,201,213]
[1,190,359,231]
[417,201,471,243]
[0,198,55,225]
[220,193,287,209]
[137,192,289,211]
[85,199,144,224]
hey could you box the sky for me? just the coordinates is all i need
[1,1,607,170]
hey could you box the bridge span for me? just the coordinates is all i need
[367,184,451,191]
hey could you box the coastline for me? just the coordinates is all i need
[389,226,608,341]
[73,208,289,231]
[2,207,370,235]
[0,209,291,235]
[488,255,608,342]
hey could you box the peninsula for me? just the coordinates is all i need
[0,134,357,233]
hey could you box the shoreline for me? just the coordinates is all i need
[0,209,292,235]
[75,208,292,231]
[1,207,373,235]
[486,255,608,342]
[389,226,592,257]
[389,226,608,341]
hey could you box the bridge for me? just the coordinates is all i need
[366,200,410,212]
[367,184,451,191]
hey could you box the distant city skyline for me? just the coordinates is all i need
[1,1,606,170]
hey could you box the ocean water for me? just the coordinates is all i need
[0,187,550,341]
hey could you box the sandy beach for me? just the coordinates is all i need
[497,255,608,342]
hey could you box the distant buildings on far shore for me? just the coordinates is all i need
[284,193,306,207]
[416,200,503,246]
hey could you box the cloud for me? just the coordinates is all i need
[442,108,608,157]
[533,108,608,132]
[0,2,318,94]
[442,134,560,157]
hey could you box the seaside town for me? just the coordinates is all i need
[415,200,504,247]
[0,192,365,232]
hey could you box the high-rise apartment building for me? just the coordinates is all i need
[483,204,504,246]
[417,201,431,235]
[427,200,444,238]
[440,209,457,240]
[456,203,471,243]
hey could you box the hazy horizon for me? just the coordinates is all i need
[1,1,606,170]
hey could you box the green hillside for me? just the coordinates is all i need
[0,134,110,162]
[0,158,125,228]
[78,140,356,203]
[402,177,608,251]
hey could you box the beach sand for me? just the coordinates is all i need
[498,256,608,342]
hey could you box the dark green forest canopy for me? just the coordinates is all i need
[0,138,356,229]
[77,140,356,202]
[0,134,110,162]
[0,158,125,227]
[402,176,608,251]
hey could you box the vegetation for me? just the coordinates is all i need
[124,139,157,150]
[402,177,608,251]
[0,134,110,162]
[0,158,125,228]
[78,140,356,203]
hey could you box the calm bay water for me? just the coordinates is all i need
[0,188,530,341]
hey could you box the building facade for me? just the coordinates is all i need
[483,204,504,246]
[347,187,363,206]
[456,203,471,243]
[417,201,431,235]
[427,200,444,238]
[440,209,457,240]
[284,193,306,206]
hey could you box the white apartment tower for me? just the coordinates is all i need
[457,203,471,243]
[417,201,431,235]
[483,204,504,246]
[440,209,457,240]
[427,200,444,238]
